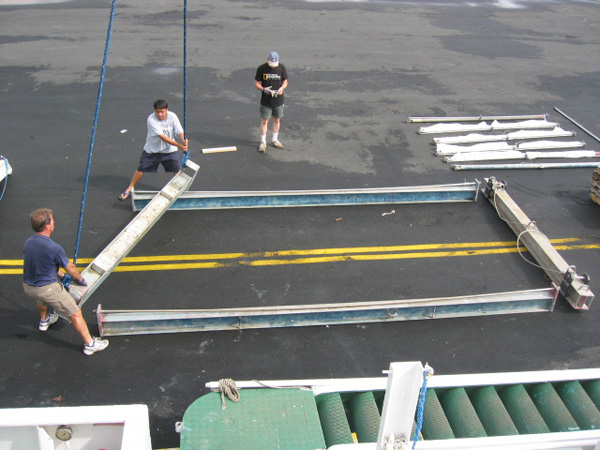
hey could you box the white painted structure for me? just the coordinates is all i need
[207,364,600,450]
[0,404,152,450]
[0,156,11,183]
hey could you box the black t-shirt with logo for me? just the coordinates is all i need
[255,63,288,108]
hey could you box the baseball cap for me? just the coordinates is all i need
[267,51,279,67]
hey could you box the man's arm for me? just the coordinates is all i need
[255,79,265,92]
[64,261,85,284]
[159,134,188,152]
[277,79,288,96]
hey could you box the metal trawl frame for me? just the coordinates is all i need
[131,181,480,212]
[482,177,593,310]
[408,114,548,123]
[436,140,586,157]
[433,128,575,145]
[68,160,199,308]
[418,119,559,135]
[453,161,600,170]
[445,149,599,163]
[96,287,558,336]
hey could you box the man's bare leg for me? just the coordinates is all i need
[70,308,93,345]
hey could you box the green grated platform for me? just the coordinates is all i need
[186,374,600,448]
[180,389,326,450]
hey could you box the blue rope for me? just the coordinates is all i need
[412,365,433,449]
[73,0,117,265]
[0,157,8,201]
[181,0,189,168]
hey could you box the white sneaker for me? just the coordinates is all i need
[83,337,109,356]
[271,140,284,149]
[258,142,267,152]
[39,313,59,331]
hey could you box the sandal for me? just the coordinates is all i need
[118,191,131,201]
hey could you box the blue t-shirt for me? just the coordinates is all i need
[23,234,70,287]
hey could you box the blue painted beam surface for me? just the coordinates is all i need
[97,286,557,336]
[131,182,480,211]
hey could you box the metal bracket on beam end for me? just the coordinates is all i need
[560,265,591,299]
[483,177,508,200]
[483,177,496,199]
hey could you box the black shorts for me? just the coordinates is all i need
[137,151,181,173]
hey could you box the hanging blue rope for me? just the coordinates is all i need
[181,0,189,168]
[72,0,118,265]
[412,364,434,449]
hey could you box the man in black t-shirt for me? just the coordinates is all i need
[254,51,288,152]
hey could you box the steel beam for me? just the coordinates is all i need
[482,177,593,310]
[408,114,548,123]
[131,182,480,211]
[68,160,199,307]
[96,287,557,336]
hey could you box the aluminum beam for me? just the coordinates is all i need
[68,160,199,307]
[482,177,593,310]
[408,114,548,123]
[131,182,480,211]
[96,287,557,336]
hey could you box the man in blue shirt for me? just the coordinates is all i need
[23,208,109,356]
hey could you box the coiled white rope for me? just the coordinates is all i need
[211,378,240,410]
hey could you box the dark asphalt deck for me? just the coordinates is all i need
[1,0,599,447]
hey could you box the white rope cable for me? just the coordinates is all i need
[516,227,563,274]
[491,183,561,274]
[211,378,240,410]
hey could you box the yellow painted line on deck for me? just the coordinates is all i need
[1,239,597,275]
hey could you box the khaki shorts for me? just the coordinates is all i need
[23,282,79,317]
